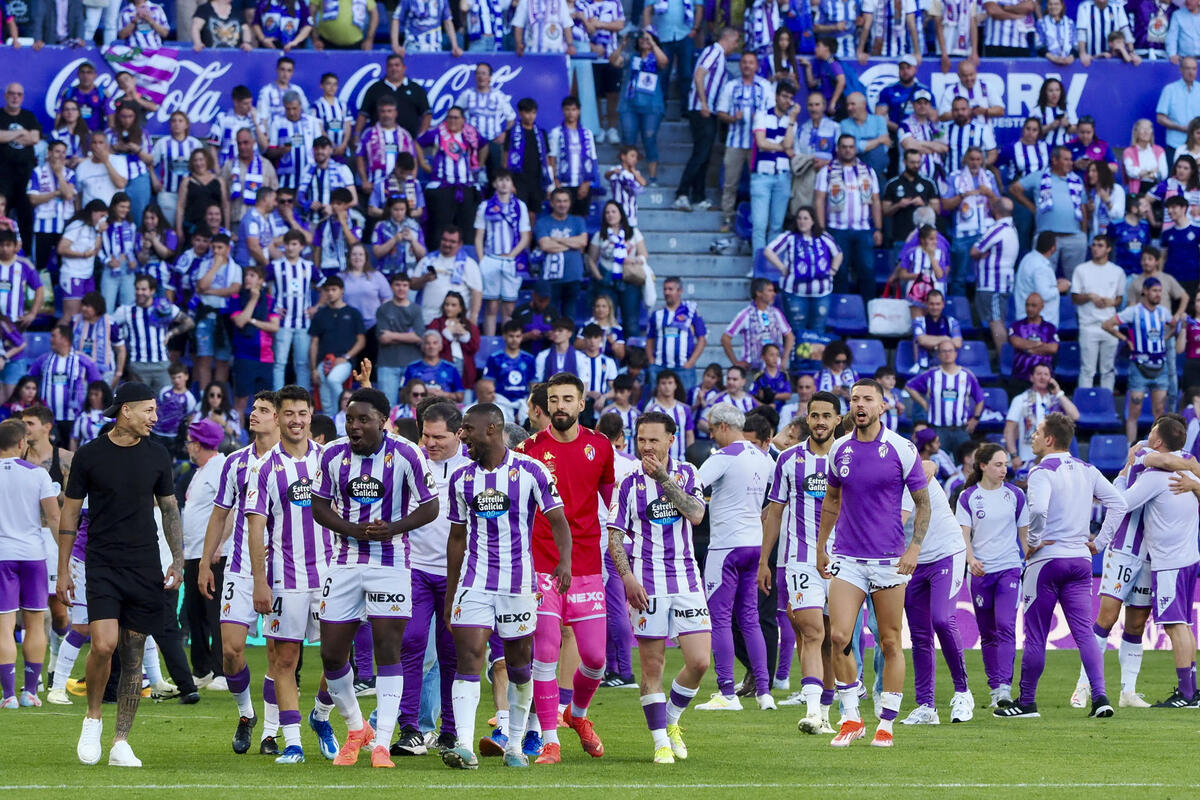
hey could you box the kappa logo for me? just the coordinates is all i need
[389,605,401,612]
[517,624,528,633]
[497,612,532,623]
[367,592,407,604]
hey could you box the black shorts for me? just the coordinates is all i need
[593,62,621,95]
[86,563,164,635]
[513,174,546,216]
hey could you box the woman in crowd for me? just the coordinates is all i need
[340,242,391,361]
[191,0,254,50]
[689,362,724,414]
[1123,118,1168,195]
[1084,161,1125,240]
[152,111,205,228]
[1035,77,1075,148]
[388,378,425,427]
[108,102,155,223]
[586,200,647,337]
[100,192,139,312]
[892,224,946,314]
[371,195,426,276]
[176,148,228,240]
[53,100,89,168]
[642,369,694,458]
[1176,119,1200,165]
[426,290,481,388]
[1152,154,1200,226]
[71,380,112,449]
[0,377,41,421]
[1036,0,1076,67]
[816,340,856,410]
[200,380,243,445]
[136,204,180,294]
[253,0,314,50]
[202,203,232,238]
[612,29,667,186]
[763,27,801,84]
[58,199,109,320]
[764,206,841,335]
[576,293,626,362]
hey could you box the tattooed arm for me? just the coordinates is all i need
[609,526,647,611]
[643,452,706,525]
[899,486,931,575]
[156,493,185,590]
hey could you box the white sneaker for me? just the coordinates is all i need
[695,693,743,711]
[672,196,692,212]
[1120,691,1151,708]
[108,740,142,767]
[205,677,227,692]
[193,672,214,689]
[47,688,72,705]
[1069,683,1089,709]
[150,680,179,699]
[606,127,621,144]
[797,713,823,734]
[817,717,836,734]
[778,691,804,707]
[772,677,790,692]
[900,704,940,725]
[950,691,975,723]
[78,717,103,765]
[756,693,777,711]
[693,199,713,212]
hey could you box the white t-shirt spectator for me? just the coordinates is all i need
[1069,259,1126,327]
[410,250,483,323]
[75,157,130,207]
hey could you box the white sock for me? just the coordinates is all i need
[1119,638,1144,694]
[49,628,63,665]
[878,691,902,734]
[496,709,510,736]
[373,671,404,746]
[527,711,540,736]
[313,696,334,722]
[665,680,697,725]
[52,638,83,691]
[506,680,533,754]
[542,727,559,745]
[802,683,822,717]
[452,680,481,751]
[324,669,363,732]
[282,722,301,748]
[143,637,164,685]
[837,682,861,723]
[263,700,280,737]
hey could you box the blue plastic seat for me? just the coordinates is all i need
[1088,433,1130,475]
[1073,387,1122,431]
[999,343,1014,375]
[980,386,1010,431]
[828,294,868,336]
[733,202,752,242]
[23,331,51,360]
[1056,341,1080,376]
[474,336,504,370]
[846,338,888,376]
[1057,296,1078,337]
[948,295,977,336]
[896,342,919,375]
[958,340,996,381]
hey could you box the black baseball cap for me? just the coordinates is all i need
[103,382,157,417]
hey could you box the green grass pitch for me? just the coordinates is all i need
[1,648,1195,799]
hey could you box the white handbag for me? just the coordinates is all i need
[867,298,912,336]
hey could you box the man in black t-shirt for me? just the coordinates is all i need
[353,54,431,141]
[882,148,941,257]
[59,383,183,768]
[0,83,43,247]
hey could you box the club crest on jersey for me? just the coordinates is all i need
[637,616,647,630]
[473,488,511,518]
[509,468,520,482]
[222,602,231,615]
[878,444,888,458]
[342,458,351,465]
[584,444,595,461]
[453,605,462,620]
[424,471,435,490]
[270,619,280,632]
[288,479,312,507]
[385,452,394,466]
[349,475,385,504]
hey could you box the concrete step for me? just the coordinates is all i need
[650,252,752,277]
[629,188,717,209]
[637,209,725,232]
[643,231,730,254]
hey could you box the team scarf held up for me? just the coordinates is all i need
[1039,168,1084,222]
[229,153,266,205]
[607,226,627,279]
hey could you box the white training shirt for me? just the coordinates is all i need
[182,452,226,561]
[0,458,58,562]
[697,439,773,550]
[955,481,1029,573]
[409,450,471,576]
[902,476,966,564]
[1095,453,1200,571]
[1026,451,1126,563]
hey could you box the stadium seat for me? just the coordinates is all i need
[475,336,503,370]
[1056,341,1080,377]
[24,331,51,360]
[1114,342,1130,380]
[1124,393,1156,428]
[1088,433,1130,476]
[828,294,868,336]
[958,340,996,381]
[874,248,893,286]
[459,244,478,261]
[948,295,978,335]
[1073,387,1122,431]
[627,336,647,352]
[733,202,752,243]
[1057,296,1078,337]
[980,387,1010,431]
[999,343,1014,375]
[846,338,887,376]
[896,342,919,375]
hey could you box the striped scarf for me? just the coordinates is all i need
[607,227,627,278]
[229,154,265,205]
[1039,169,1083,222]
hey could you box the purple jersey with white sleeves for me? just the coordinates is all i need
[956,481,1028,572]
[608,459,705,595]
[1026,452,1126,563]
[767,439,827,566]
[448,449,562,594]
[213,443,272,576]
[313,434,436,569]
[826,425,926,561]
[244,441,329,591]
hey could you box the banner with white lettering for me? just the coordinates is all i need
[24,46,570,136]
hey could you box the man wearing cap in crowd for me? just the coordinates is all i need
[180,419,228,694]
[876,55,933,141]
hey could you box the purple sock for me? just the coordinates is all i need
[1178,666,1196,699]
[65,629,89,647]
[558,687,573,706]
[508,663,532,685]
[0,664,14,699]
[227,665,251,694]
[820,688,835,705]
[263,677,277,705]
[1121,631,1141,645]
[1092,622,1111,643]
[668,685,694,710]
[641,698,666,730]
[52,624,68,637]
[352,623,374,680]
[22,662,42,694]
[279,709,302,725]
[317,688,333,705]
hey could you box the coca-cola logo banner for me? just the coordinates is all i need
[27,47,570,136]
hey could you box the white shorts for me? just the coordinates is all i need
[219,572,258,628]
[1099,549,1152,608]
[479,254,522,302]
[784,562,830,612]
[450,586,537,640]
[265,588,321,643]
[829,558,911,595]
[69,557,88,625]
[629,591,711,640]
[43,528,57,596]
[319,564,413,623]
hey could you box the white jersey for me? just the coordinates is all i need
[697,439,773,550]
[409,450,471,576]
[448,449,562,594]
[955,481,1028,573]
[766,439,828,566]
[1026,451,1126,563]
[903,477,966,564]
[313,434,437,569]
[246,441,329,591]
[1096,453,1200,571]
[0,458,57,562]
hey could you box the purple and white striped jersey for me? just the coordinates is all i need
[708,391,756,414]
[939,79,999,118]
[459,88,516,141]
[865,0,920,57]
[215,443,273,577]
[100,220,139,275]
[642,399,694,462]
[606,167,643,227]
[689,43,730,112]
[973,217,1018,292]
[585,0,624,55]
[1095,452,1198,570]
[646,303,707,369]
[312,96,352,150]
[245,441,330,591]
[1002,139,1050,182]
[608,458,705,595]
[467,0,512,41]
[151,135,204,194]
[955,481,1028,573]
[268,113,325,188]
[983,0,1030,48]
[548,124,598,187]
[579,352,618,395]
[814,161,880,231]
[448,449,562,594]
[905,366,983,427]
[27,165,76,235]
[257,82,310,122]
[745,0,780,52]
[393,0,451,51]
[769,231,840,296]
[946,167,998,236]
[118,1,169,49]
[818,0,861,58]
[111,301,180,364]
[107,129,152,181]
[30,350,103,422]
[898,116,945,181]
[1096,447,1153,561]
[724,303,792,370]
[718,77,774,151]
[72,409,106,447]
[826,425,927,561]
[207,111,257,167]
[768,439,828,566]
[474,195,531,257]
[1076,0,1132,56]
[511,0,573,53]
[298,162,355,220]
[0,257,40,321]
[1026,452,1125,563]
[1115,302,1173,367]
[72,314,123,376]
[601,405,638,455]
[270,256,315,330]
[816,366,856,396]
[752,107,794,174]
[314,434,436,569]
[943,121,996,175]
